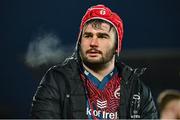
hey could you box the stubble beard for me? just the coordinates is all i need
[79,47,116,70]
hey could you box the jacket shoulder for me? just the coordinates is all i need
[46,57,78,73]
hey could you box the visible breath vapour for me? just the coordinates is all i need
[25,33,70,68]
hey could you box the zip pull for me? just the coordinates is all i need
[130,93,141,119]
[66,94,70,98]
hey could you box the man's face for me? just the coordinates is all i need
[79,22,116,65]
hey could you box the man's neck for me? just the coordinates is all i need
[82,57,115,81]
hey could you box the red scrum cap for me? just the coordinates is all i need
[76,4,124,56]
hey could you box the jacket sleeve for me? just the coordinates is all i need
[139,82,158,119]
[31,68,62,118]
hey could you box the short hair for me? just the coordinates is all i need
[84,19,115,32]
[157,89,180,113]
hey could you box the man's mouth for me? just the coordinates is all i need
[86,49,101,56]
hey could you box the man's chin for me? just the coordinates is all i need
[83,58,103,64]
[86,57,103,63]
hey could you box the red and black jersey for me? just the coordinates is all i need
[80,67,122,119]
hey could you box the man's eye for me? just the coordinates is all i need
[98,33,109,39]
[83,34,92,38]
[84,35,90,38]
[99,35,108,39]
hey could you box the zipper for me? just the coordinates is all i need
[129,68,146,119]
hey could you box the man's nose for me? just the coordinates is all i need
[90,36,98,47]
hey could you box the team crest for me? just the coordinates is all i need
[114,86,120,99]
[100,9,106,15]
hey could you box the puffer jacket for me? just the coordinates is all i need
[31,57,158,119]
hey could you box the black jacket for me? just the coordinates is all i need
[31,57,158,119]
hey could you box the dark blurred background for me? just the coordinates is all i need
[0,0,179,118]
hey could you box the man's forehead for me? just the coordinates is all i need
[83,22,112,33]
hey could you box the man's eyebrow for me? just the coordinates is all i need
[83,32,92,35]
[97,33,110,37]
